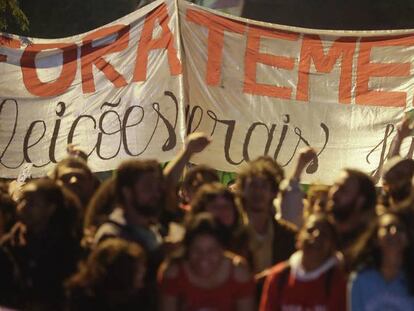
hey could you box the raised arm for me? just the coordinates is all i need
[291,147,318,182]
[388,117,412,158]
[279,147,317,227]
[163,132,211,185]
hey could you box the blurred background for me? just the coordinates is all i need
[3,0,414,38]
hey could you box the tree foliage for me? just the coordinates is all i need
[0,0,29,32]
[1,0,140,38]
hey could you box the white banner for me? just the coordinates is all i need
[2,0,414,183]
[179,1,414,184]
[0,0,186,178]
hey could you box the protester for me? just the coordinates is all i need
[381,156,414,208]
[94,159,164,247]
[348,209,414,310]
[191,182,243,228]
[158,213,255,311]
[326,168,376,260]
[0,178,82,310]
[51,157,98,211]
[93,159,166,309]
[236,157,297,275]
[163,132,212,213]
[260,213,347,311]
[65,238,147,311]
[190,182,252,265]
[180,164,220,211]
[0,128,412,311]
[380,116,414,209]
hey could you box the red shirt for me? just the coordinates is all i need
[260,261,347,311]
[160,262,255,311]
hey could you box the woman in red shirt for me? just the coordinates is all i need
[158,213,255,311]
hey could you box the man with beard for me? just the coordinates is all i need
[94,159,165,249]
[94,159,166,310]
[327,169,377,260]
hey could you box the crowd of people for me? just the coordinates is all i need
[0,121,414,310]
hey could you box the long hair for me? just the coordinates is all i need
[84,178,116,229]
[344,169,377,213]
[236,157,284,203]
[182,165,219,202]
[115,159,164,206]
[23,178,82,240]
[349,208,414,294]
[190,182,243,228]
[182,213,227,259]
[66,238,146,294]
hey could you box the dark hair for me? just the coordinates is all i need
[344,169,376,213]
[252,156,285,181]
[66,238,146,293]
[236,156,284,198]
[191,182,242,227]
[115,159,163,205]
[182,165,219,197]
[349,209,414,294]
[300,212,338,248]
[84,178,116,229]
[183,213,227,252]
[51,157,92,180]
[0,190,16,234]
[23,178,82,238]
[0,181,10,196]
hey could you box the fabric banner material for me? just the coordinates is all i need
[0,0,186,179]
[1,0,414,183]
[179,1,414,184]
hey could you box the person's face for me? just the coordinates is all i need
[204,195,236,227]
[57,165,93,205]
[188,234,223,278]
[297,215,335,259]
[377,213,408,254]
[327,172,361,226]
[128,171,164,217]
[16,184,54,233]
[242,176,275,213]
